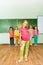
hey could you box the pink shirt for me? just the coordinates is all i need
[34,29,38,35]
[29,29,33,35]
[20,28,30,41]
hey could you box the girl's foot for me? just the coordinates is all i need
[15,44,18,46]
[30,42,32,46]
[34,44,37,46]
[16,59,22,63]
[25,57,28,62]
[25,56,28,62]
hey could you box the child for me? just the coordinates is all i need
[16,20,30,63]
[29,25,34,45]
[9,27,14,46]
[34,26,38,46]
[15,26,19,45]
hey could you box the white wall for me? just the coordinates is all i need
[0,33,10,44]
[0,0,43,19]
[38,16,43,33]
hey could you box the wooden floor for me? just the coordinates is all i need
[0,44,43,65]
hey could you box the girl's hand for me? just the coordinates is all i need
[20,43,22,47]
[32,34,34,37]
[20,41,22,47]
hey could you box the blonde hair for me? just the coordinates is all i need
[22,20,28,23]
[22,20,28,28]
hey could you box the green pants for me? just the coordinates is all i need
[20,40,30,61]
[34,35,38,44]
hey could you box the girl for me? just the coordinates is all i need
[29,25,34,45]
[34,26,38,46]
[15,26,19,46]
[16,20,30,63]
[9,27,14,46]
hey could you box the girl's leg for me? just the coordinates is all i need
[12,38,14,45]
[16,36,19,45]
[16,41,25,63]
[10,38,14,45]
[10,38,11,45]
[34,35,38,45]
[30,35,32,45]
[35,36,38,45]
[25,41,30,60]
[11,38,14,45]
[20,41,25,61]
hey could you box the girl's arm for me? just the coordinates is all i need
[37,29,39,35]
[20,33,21,40]
[14,30,16,38]
[9,30,10,34]
[33,29,34,37]
[19,32,22,46]
[28,29,30,35]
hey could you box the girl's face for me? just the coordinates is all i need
[30,25,32,29]
[35,27,37,29]
[23,20,28,28]
[16,27,18,30]
[10,28,12,30]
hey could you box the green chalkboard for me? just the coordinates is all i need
[0,19,37,33]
